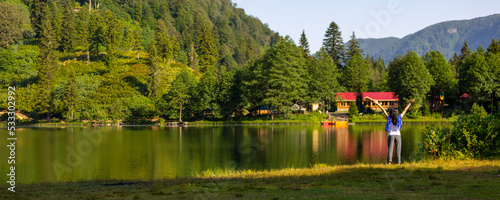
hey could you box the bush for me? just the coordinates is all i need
[471,103,487,117]
[419,114,500,159]
[348,102,358,118]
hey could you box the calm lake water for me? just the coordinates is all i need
[1,125,433,184]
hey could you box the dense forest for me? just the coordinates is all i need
[1,0,499,123]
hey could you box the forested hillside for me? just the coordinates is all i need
[360,14,500,62]
[0,0,281,122]
[1,0,499,123]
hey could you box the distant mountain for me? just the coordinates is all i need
[359,14,500,63]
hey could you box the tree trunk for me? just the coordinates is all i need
[70,105,74,120]
[137,51,140,60]
[492,96,494,114]
[87,49,90,65]
[179,104,183,122]
[89,0,91,12]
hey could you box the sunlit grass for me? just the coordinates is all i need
[3,159,499,199]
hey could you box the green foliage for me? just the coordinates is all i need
[420,114,500,159]
[424,50,458,102]
[59,1,76,52]
[346,32,362,60]
[307,47,342,113]
[470,103,487,117]
[323,21,344,69]
[348,102,358,118]
[299,30,310,60]
[343,53,371,93]
[387,51,434,106]
[198,24,218,72]
[256,36,307,119]
[164,68,196,122]
[0,1,31,47]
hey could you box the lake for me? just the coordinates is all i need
[1,125,432,184]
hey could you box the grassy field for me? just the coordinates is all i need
[2,159,499,199]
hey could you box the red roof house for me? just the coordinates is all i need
[336,92,399,111]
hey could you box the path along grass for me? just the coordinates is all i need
[2,159,499,199]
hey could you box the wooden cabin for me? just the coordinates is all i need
[336,92,399,111]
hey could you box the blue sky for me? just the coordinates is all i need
[234,0,500,53]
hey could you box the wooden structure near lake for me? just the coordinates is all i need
[336,92,399,111]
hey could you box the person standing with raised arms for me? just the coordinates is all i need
[365,97,415,165]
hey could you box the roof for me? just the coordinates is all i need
[460,93,471,98]
[336,92,398,101]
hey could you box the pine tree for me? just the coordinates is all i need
[188,43,199,69]
[260,36,307,119]
[156,19,179,62]
[299,30,311,60]
[30,0,47,38]
[37,10,58,120]
[459,40,471,64]
[60,1,76,52]
[487,38,500,54]
[147,40,162,98]
[346,32,363,60]
[131,24,143,59]
[198,24,219,72]
[76,5,91,64]
[89,10,105,60]
[323,21,345,69]
[104,10,122,67]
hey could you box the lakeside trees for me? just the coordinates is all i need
[1,0,499,122]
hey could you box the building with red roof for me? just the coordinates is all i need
[336,92,399,111]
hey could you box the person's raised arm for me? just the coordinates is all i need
[400,99,415,118]
[364,97,388,118]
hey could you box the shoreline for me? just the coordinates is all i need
[2,159,499,199]
[1,119,454,128]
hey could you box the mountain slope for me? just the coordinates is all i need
[359,14,500,62]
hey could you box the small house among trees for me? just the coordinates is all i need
[336,92,399,111]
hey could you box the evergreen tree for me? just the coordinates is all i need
[60,1,76,52]
[343,54,372,93]
[308,47,342,113]
[37,11,58,120]
[30,0,47,38]
[156,19,179,62]
[193,69,218,118]
[76,5,91,64]
[259,36,307,119]
[198,24,218,72]
[299,30,311,60]
[147,40,162,98]
[487,38,500,54]
[166,69,196,122]
[131,24,143,59]
[89,10,105,60]
[459,40,471,64]
[322,21,345,69]
[104,10,122,67]
[346,32,363,60]
[188,43,199,69]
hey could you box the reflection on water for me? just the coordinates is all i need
[0,125,429,184]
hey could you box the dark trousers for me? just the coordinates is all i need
[387,135,401,163]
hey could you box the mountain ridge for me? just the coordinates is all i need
[359,14,500,62]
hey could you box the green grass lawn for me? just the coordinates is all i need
[3,159,499,199]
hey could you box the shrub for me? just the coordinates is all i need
[348,102,358,118]
[419,114,500,159]
[471,103,487,117]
